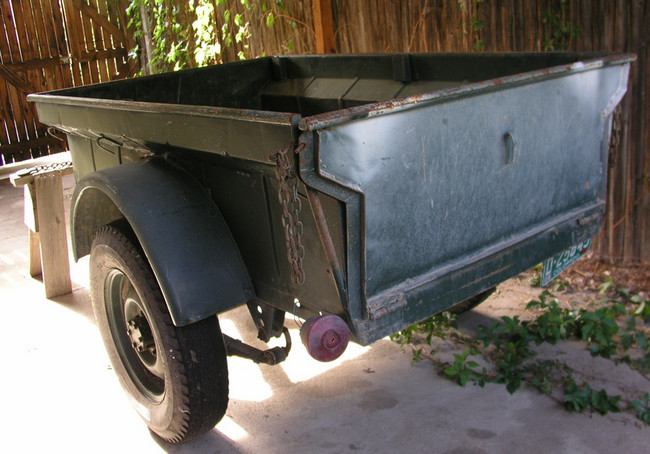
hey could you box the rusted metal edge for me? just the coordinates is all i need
[27,93,300,127]
[10,160,73,187]
[298,53,636,132]
[368,292,406,321]
[602,64,631,118]
[307,188,347,298]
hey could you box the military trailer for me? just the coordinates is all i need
[29,52,633,443]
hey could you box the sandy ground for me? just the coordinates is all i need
[1,173,648,453]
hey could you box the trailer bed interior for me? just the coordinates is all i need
[46,53,615,117]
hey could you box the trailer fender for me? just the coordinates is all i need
[71,158,254,326]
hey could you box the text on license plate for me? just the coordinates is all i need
[541,239,592,287]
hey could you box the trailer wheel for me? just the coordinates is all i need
[89,224,228,443]
[447,287,497,314]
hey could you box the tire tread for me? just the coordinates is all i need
[90,224,228,444]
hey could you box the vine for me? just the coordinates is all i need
[542,0,581,51]
[459,0,485,51]
[127,0,301,74]
[392,281,650,424]
[127,0,195,73]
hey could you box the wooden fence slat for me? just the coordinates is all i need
[12,0,41,151]
[111,0,134,77]
[47,0,74,88]
[0,135,62,156]
[0,3,14,62]
[0,80,16,131]
[34,0,57,57]
[104,0,121,78]
[0,5,19,151]
[6,86,28,159]
[61,0,84,85]
[29,0,57,92]
[73,0,124,44]
[0,80,13,153]
[313,0,336,53]
[2,2,30,159]
[79,0,101,84]
[0,64,38,93]
[12,0,35,61]
[637,4,648,261]
[23,0,52,158]
[95,0,115,79]
[2,1,21,62]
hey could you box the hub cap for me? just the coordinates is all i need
[105,269,164,401]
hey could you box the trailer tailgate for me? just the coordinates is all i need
[299,58,631,341]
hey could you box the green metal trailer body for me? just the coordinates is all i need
[29,52,633,443]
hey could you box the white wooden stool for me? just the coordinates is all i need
[10,160,74,298]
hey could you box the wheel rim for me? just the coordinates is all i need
[105,269,165,402]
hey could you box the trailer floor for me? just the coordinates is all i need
[1,175,648,453]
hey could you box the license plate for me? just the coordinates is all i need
[541,239,592,287]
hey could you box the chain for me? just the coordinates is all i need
[269,142,307,286]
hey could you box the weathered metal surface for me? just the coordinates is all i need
[293,54,633,343]
[297,53,634,132]
[307,188,346,299]
[72,158,254,326]
[30,96,299,167]
[315,64,626,299]
[29,52,634,344]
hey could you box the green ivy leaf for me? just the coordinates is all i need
[506,376,522,394]
[444,366,459,376]
[266,12,275,28]
[621,334,634,351]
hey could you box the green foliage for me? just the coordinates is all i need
[392,278,650,425]
[127,0,194,73]
[579,305,623,358]
[564,381,621,415]
[631,394,650,424]
[470,16,484,51]
[127,0,295,73]
[542,0,581,51]
[595,281,650,374]
[391,311,459,366]
[443,348,487,387]
[193,0,220,66]
[527,359,568,395]
[458,0,486,51]
[524,292,582,344]
[390,311,458,348]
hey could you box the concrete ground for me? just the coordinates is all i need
[1,169,648,453]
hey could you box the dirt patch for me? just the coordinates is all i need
[561,257,650,295]
[493,257,650,315]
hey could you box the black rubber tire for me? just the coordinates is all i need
[447,287,497,314]
[89,224,228,443]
